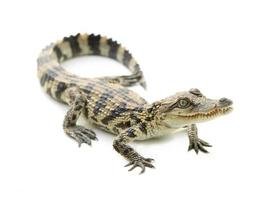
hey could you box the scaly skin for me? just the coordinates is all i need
[37,33,233,174]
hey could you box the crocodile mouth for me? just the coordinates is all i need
[177,106,233,120]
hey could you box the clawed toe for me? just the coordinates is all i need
[66,126,98,147]
[125,157,155,174]
[144,158,154,162]
[199,139,212,147]
[188,138,212,154]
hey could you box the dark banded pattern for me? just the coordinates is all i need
[63,34,81,56]
[126,128,137,138]
[101,103,129,125]
[40,69,58,86]
[138,123,147,135]
[107,38,119,59]
[123,50,132,66]
[55,82,67,99]
[93,92,113,116]
[53,46,63,61]
[88,34,101,55]
[115,121,131,129]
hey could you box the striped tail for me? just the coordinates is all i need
[37,33,146,90]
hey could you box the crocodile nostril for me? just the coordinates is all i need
[219,97,228,102]
[219,97,233,105]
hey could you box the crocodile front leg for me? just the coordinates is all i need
[63,87,98,146]
[113,127,155,174]
[187,124,212,154]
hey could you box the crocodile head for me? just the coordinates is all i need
[156,88,233,128]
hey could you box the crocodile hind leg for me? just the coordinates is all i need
[187,124,212,154]
[113,126,155,174]
[62,87,98,146]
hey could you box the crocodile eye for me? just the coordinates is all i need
[177,98,191,108]
[189,88,203,97]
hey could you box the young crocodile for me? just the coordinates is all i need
[37,33,233,174]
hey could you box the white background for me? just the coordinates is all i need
[0,0,274,199]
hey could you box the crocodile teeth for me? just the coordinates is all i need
[181,106,232,120]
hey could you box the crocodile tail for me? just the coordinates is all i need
[37,33,146,91]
